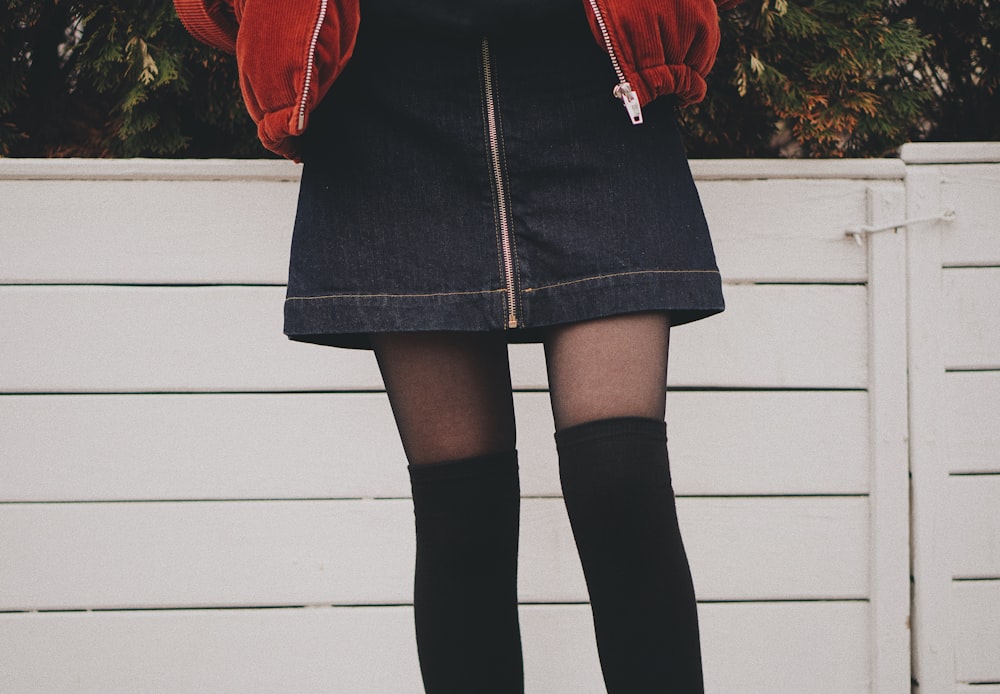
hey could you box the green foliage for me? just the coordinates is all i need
[683,0,934,157]
[887,0,1000,142]
[1,0,262,157]
[1,0,997,158]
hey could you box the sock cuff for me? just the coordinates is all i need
[554,416,666,452]
[408,449,518,486]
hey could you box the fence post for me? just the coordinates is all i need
[905,162,954,693]
[864,182,912,693]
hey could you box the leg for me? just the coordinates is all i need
[371,331,523,694]
[373,330,517,465]
[543,311,669,430]
[544,313,704,693]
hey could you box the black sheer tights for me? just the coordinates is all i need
[372,330,517,465]
[543,311,669,430]
[372,313,702,693]
[371,312,670,462]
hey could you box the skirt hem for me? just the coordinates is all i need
[284,270,725,350]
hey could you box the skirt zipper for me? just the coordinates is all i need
[586,0,643,124]
[297,0,329,132]
[481,38,519,329]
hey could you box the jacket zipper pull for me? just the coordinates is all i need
[586,0,644,125]
[613,82,643,125]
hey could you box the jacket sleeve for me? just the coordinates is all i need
[173,0,238,54]
[232,0,359,160]
[174,0,360,161]
[586,0,724,107]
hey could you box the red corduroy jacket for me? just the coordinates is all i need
[175,0,742,160]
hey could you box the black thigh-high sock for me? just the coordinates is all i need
[555,417,703,693]
[407,450,523,694]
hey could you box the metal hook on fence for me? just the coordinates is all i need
[846,209,957,246]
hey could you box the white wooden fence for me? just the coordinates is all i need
[0,143,997,693]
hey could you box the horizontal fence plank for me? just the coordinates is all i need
[0,601,871,694]
[944,372,1000,474]
[948,476,1000,579]
[702,602,871,694]
[669,283,867,388]
[939,164,1000,267]
[0,155,905,181]
[0,497,869,610]
[0,390,870,501]
[954,581,1000,684]
[943,268,1000,370]
[901,142,1000,165]
[0,392,412,502]
[0,178,298,284]
[699,178,873,282]
[0,158,302,181]
[0,284,868,392]
[692,157,904,180]
[668,390,869,494]
[0,284,389,392]
[0,167,884,286]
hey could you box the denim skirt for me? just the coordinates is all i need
[284,2,725,350]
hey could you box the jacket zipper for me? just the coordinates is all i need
[297,0,329,132]
[481,38,519,329]
[586,0,643,124]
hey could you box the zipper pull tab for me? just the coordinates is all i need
[613,82,643,125]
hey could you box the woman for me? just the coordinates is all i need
[177,1,739,690]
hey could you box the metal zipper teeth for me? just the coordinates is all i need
[481,38,519,329]
[297,0,330,132]
[586,0,643,124]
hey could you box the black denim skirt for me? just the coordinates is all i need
[284,2,725,350]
